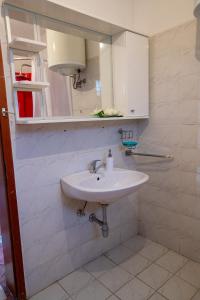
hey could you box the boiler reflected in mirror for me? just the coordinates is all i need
[44,31,113,118]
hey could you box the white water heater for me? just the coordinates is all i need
[46,29,86,76]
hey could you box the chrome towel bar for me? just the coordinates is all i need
[125,150,173,159]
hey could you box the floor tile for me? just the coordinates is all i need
[116,277,154,300]
[73,279,111,300]
[58,268,93,296]
[120,253,151,276]
[139,242,168,261]
[177,260,200,288]
[27,237,200,300]
[98,266,132,293]
[107,296,119,300]
[148,293,166,300]
[137,263,171,290]
[29,283,68,300]
[156,251,188,273]
[105,245,133,264]
[159,276,197,300]
[83,256,115,278]
[123,235,151,254]
[0,286,6,300]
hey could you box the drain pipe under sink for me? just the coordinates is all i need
[89,204,109,238]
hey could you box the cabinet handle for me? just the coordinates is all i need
[130,109,135,113]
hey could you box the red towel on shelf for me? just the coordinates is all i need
[15,72,33,118]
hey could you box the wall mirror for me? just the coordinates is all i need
[5,5,116,123]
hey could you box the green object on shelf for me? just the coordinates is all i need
[92,110,123,118]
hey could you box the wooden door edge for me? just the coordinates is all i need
[0,44,26,300]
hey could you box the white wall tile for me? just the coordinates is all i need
[138,20,200,264]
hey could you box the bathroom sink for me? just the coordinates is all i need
[61,168,149,204]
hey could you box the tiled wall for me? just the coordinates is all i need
[14,123,138,297]
[137,20,200,262]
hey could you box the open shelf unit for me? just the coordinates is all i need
[9,37,47,53]
[5,5,49,122]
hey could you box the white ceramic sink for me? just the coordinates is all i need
[61,168,149,204]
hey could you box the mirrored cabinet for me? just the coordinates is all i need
[4,5,149,124]
[112,31,149,118]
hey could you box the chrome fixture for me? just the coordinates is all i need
[89,204,109,238]
[77,201,88,217]
[118,128,134,140]
[1,108,15,117]
[119,128,173,159]
[89,160,105,173]
[125,149,173,159]
[71,69,86,89]
[118,128,138,149]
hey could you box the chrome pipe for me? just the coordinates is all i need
[89,204,109,238]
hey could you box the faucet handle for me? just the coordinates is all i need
[89,160,101,173]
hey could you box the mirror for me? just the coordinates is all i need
[8,7,114,120]
[44,35,113,118]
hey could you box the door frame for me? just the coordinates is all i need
[0,44,26,300]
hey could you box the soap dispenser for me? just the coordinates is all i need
[106,149,114,172]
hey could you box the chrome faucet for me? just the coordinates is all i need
[89,160,105,173]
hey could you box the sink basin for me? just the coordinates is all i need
[61,168,149,204]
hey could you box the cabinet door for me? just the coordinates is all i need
[112,31,149,118]
[126,32,149,117]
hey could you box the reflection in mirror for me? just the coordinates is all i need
[44,33,113,117]
[13,54,45,118]
[7,7,114,119]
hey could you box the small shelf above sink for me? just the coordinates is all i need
[9,37,47,53]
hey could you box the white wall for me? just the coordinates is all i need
[138,19,200,263]
[49,0,195,36]
[132,0,194,35]
[48,0,136,31]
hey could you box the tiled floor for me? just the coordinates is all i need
[29,235,200,300]
[0,286,6,300]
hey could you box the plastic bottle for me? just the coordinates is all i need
[106,149,114,172]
